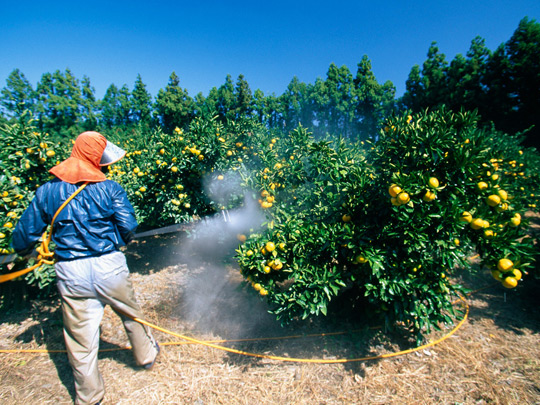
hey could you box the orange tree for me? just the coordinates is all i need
[105,116,261,228]
[0,116,69,302]
[236,109,540,341]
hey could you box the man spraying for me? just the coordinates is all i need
[12,131,159,405]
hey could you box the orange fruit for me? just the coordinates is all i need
[509,216,521,227]
[486,195,501,207]
[265,241,276,252]
[491,270,502,281]
[511,269,522,281]
[355,255,368,264]
[423,190,436,202]
[502,277,518,289]
[272,259,283,270]
[396,192,410,205]
[497,189,508,200]
[342,214,352,222]
[428,177,439,188]
[477,181,488,191]
[470,218,484,230]
[388,184,402,197]
[497,258,513,272]
[460,211,473,223]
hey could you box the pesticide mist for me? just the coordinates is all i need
[175,171,277,339]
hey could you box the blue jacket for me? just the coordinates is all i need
[12,178,138,261]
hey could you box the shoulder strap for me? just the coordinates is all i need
[0,181,89,283]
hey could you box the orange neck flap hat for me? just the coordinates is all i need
[49,131,126,184]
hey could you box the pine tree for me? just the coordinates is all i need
[154,71,194,132]
[0,69,36,120]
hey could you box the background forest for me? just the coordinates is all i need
[1,17,539,149]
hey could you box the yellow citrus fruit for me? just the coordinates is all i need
[342,214,352,222]
[217,175,224,180]
[484,229,494,238]
[265,241,276,252]
[486,195,501,207]
[497,258,513,272]
[263,266,271,274]
[497,189,508,200]
[0,232,5,239]
[477,181,488,191]
[423,190,436,202]
[246,250,253,256]
[139,187,146,192]
[388,184,402,197]
[428,177,439,188]
[355,255,368,264]
[272,259,283,270]
[460,211,473,223]
[509,216,521,227]
[259,288,268,296]
[495,202,509,212]
[396,192,410,205]
[278,242,286,251]
[502,277,518,289]
[46,150,55,157]
[491,270,502,281]
[470,218,484,230]
[511,269,522,281]
[454,239,460,246]
[253,283,262,291]
[159,148,165,155]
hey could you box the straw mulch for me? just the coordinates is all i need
[1,231,539,405]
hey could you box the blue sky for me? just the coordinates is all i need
[1,1,539,100]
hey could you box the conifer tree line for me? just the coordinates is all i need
[1,17,538,148]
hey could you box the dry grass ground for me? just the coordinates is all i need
[1,229,539,405]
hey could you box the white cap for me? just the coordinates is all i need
[99,140,126,166]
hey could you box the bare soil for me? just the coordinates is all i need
[1,228,539,404]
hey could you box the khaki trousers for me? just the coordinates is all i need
[56,251,158,405]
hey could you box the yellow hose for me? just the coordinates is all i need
[0,292,471,364]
